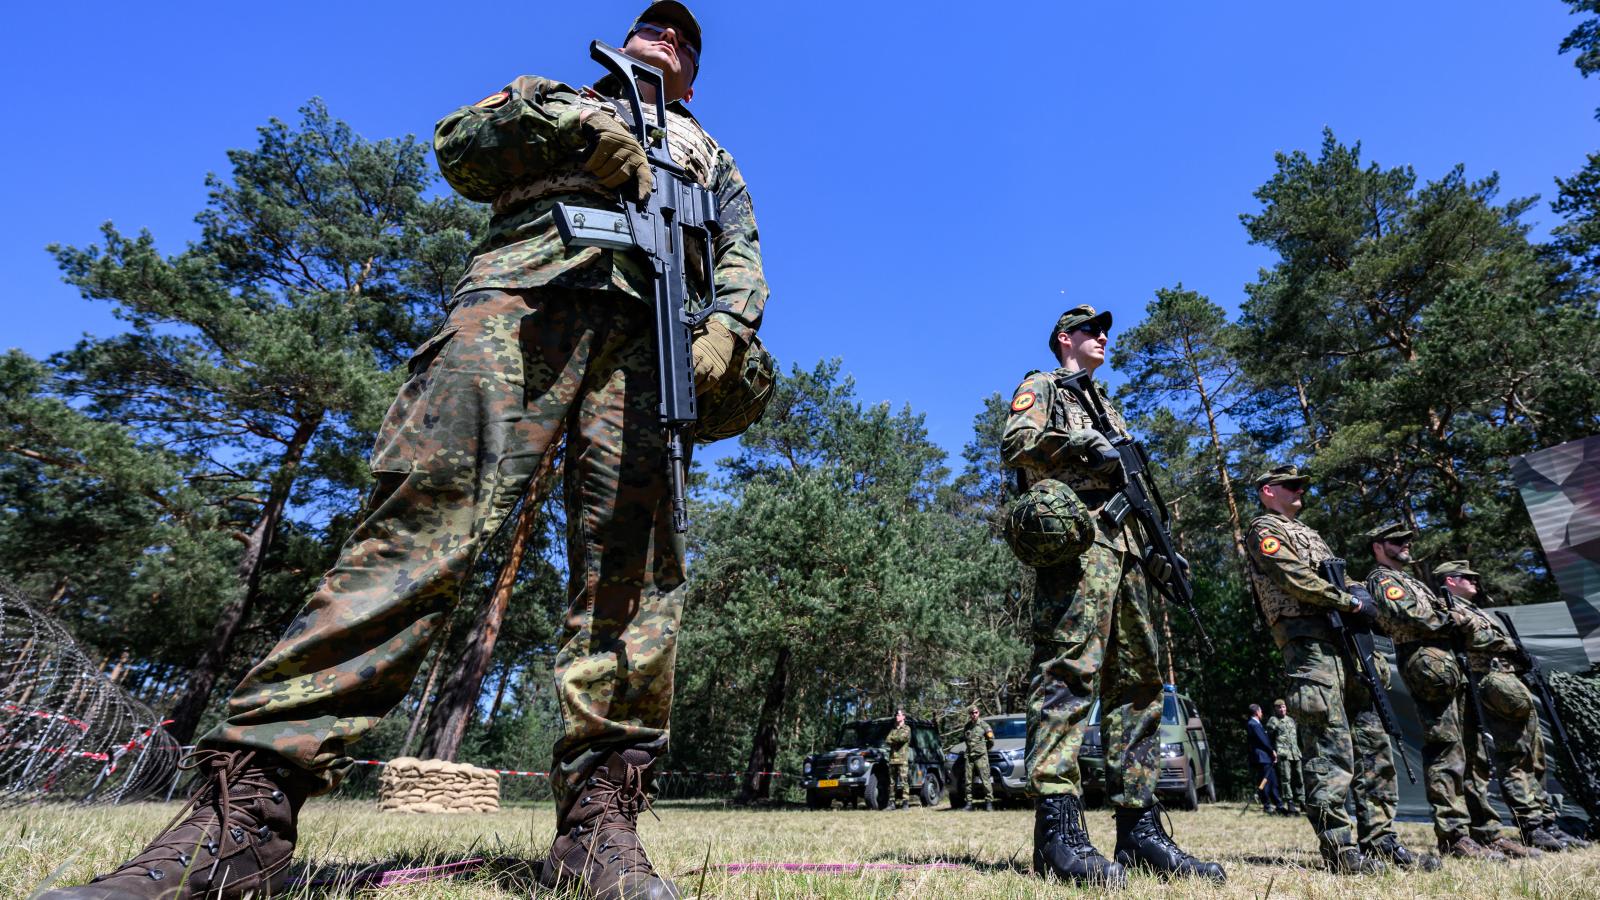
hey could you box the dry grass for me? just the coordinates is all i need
[4,798,1599,898]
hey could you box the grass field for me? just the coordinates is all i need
[5,798,1599,898]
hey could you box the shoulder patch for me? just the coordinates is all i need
[1260,536,1281,555]
[1011,392,1037,412]
[1384,585,1405,601]
[474,90,510,109]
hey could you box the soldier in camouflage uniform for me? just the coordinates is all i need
[1365,526,1540,863]
[1436,560,1591,852]
[46,6,765,900]
[1244,468,1433,874]
[887,710,912,810]
[1266,698,1304,814]
[1002,306,1223,887]
[961,705,995,812]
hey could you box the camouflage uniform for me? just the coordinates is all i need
[886,721,912,805]
[963,717,996,803]
[1265,709,1305,808]
[1367,563,1508,845]
[199,66,767,818]
[1245,495,1398,859]
[1002,355,1164,809]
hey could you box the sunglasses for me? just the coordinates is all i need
[632,21,699,68]
[1072,324,1108,339]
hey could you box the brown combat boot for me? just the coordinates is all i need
[1439,834,1507,862]
[39,748,316,899]
[1485,835,1542,859]
[539,748,679,900]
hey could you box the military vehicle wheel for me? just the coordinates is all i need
[919,772,943,807]
[863,770,887,810]
[1178,767,1199,810]
[806,789,828,810]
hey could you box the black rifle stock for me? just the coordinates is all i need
[1437,584,1504,805]
[553,41,727,533]
[1056,371,1214,654]
[1495,610,1600,826]
[1318,557,1417,783]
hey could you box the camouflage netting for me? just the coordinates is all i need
[0,583,182,808]
[378,756,501,814]
[1547,668,1600,821]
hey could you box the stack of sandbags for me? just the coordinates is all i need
[377,756,501,814]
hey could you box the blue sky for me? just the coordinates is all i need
[3,1,1596,464]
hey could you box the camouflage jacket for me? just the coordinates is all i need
[962,719,994,757]
[1364,566,1453,647]
[1264,713,1300,760]
[433,74,767,343]
[1453,597,1519,674]
[1001,368,1133,550]
[1244,511,1358,645]
[886,723,911,764]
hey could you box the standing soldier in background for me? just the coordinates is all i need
[887,709,912,810]
[961,705,996,812]
[1266,698,1304,815]
[1366,526,1540,862]
[1003,305,1224,886]
[1245,469,1431,874]
[42,5,767,900]
[1435,561,1591,852]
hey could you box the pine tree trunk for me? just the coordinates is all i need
[486,665,512,728]
[401,618,453,758]
[165,415,320,743]
[418,494,542,762]
[736,645,790,805]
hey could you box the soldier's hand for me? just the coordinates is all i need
[1144,546,1175,585]
[691,319,738,394]
[1065,429,1119,473]
[580,111,653,202]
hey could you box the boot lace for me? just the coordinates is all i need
[1134,804,1194,862]
[95,749,282,885]
[579,756,661,879]
[1042,798,1099,856]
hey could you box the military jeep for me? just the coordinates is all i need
[801,717,948,810]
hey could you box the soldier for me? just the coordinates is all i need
[1266,698,1305,815]
[1365,525,1539,863]
[961,705,996,812]
[44,5,767,900]
[1435,560,1591,852]
[1002,305,1224,886]
[887,709,912,810]
[1244,468,1435,873]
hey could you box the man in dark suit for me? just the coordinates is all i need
[1247,703,1287,815]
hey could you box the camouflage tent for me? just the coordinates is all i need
[1513,435,1600,665]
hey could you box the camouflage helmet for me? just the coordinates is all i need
[693,333,776,444]
[1004,478,1094,568]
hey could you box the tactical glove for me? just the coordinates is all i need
[1346,584,1379,624]
[1144,546,1175,585]
[1064,429,1120,473]
[691,319,738,395]
[580,111,653,202]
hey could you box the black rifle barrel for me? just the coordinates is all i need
[1319,558,1417,783]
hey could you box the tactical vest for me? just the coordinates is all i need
[493,86,720,215]
[1247,514,1335,627]
[1458,602,1514,673]
[1043,377,1130,496]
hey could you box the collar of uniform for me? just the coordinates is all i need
[590,75,699,123]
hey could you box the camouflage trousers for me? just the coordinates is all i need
[1025,530,1162,808]
[201,288,686,816]
[1402,646,1506,843]
[889,761,909,803]
[1480,668,1558,830]
[1276,757,1305,808]
[964,749,993,802]
[1283,635,1398,854]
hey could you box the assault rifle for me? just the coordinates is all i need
[1056,371,1213,654]
[1318,557,1417,783]
[1437,583,1502,800]
[1495,610,1600,829]
[553,41,726,533]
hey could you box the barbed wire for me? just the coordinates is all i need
[0,582,181,808]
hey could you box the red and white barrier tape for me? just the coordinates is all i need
[346,759,791,780]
